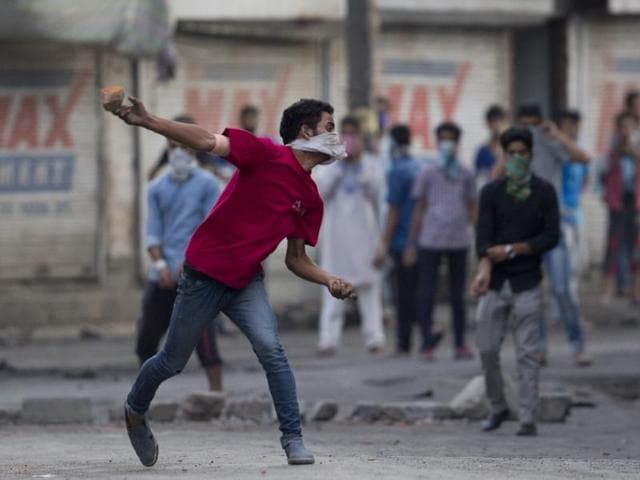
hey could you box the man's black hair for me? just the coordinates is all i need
[240,105,259,117]
[435,121,462,142]
[625,90,639,111]
[279,99,334,144]
[557,109,581,124]
[500,126,533,152]
[340,115,361,132]
[485,104,506,123]
[389,124,411,146]
[517,102,543,120]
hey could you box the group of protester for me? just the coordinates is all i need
[111,91,640,468]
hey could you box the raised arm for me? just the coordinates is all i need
[114,97,230,156]
[543,120,591,164]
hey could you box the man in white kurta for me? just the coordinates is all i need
[316,116,385,354]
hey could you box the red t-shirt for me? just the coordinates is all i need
[185,128,324,289]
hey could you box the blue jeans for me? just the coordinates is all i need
[541,237,584,354]
[127,269,302,444]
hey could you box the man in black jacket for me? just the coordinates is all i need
[471,127,560,437]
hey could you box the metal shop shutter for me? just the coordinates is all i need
[0,44,100,279]
[376,28,511,164]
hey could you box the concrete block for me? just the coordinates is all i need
[182,392,226,421]
[223,396,275,424]
[449,375,490,420]
[108,406,125,423]
[538,392,572,423]
[149,402,179,422]
[0,408,20,424]
[21,397,92,424]
[350,401,451,424]
[449,375,518,421]
[308,400,339,422]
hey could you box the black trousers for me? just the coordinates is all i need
[417,248,468,349]
[136,281,222,367]
[392,252,418,353]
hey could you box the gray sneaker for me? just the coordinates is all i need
[282,437,315,465]
[124,403,158,467]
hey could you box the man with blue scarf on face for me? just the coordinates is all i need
[404,122,477,361]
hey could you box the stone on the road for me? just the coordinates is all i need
[108,406,125,423]
[0,408,19,424]
[448,375,519,421]
[21,397,92,424]
[538,392,572,422]
[223,396,275,424]
[308,400,339,422]
[182,392,226,421]
[349,401,451,424]
[449,375,490,420]
[150,401,179,422]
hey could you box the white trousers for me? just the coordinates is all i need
[318,279,385,350]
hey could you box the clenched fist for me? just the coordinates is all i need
[327,276,356,300]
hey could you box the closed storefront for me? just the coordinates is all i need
[376,28,511,163]
[0,44,101,280]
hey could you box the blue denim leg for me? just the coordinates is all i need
[543,239,584,353]
[127,272,233,415]
[223,273,302,443]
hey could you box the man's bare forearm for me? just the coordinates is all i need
[143,115,218,152]
[285,254,331,286]
[381,206,400,250]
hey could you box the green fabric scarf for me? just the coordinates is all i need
[505,153,532,201]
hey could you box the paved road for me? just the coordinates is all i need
[2,417,639,480]
[1,325,639,479]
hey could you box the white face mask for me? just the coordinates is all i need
[168,147,196,182]
[288,132,347,165]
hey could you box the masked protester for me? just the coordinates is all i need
[472,126,560,437]
[114,97,354,467]
[138,116,223,394]
[316,116,385,356]
[404,122,476,361]
[602,112,640,304]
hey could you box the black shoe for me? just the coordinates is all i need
[125,403,159,467]
[516,422,537,436]
[481,409,510,432]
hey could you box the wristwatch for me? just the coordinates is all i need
[505,244,516,260]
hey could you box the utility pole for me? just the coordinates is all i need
[346,0,373,111]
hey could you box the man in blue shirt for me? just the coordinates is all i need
[474,105,508,190]
[137,116,223,391]
[374,125,431,355]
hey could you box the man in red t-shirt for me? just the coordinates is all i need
[112,97,354,467]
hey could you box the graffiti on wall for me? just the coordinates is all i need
[0,70,89,217]
[378,59,471,151]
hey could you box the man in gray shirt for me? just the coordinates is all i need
[515,103,592,366]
